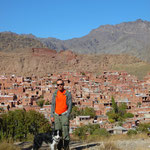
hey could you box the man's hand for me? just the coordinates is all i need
[51,117,54,122]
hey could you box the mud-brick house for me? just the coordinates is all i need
[75,116,93,126]
[16,76,24,83]
[80,99,94,108]
[0,94,13,104]
[63,79,71,87]
[108,126,128,134]
[90,92,100,101]
[0,94,18,110]
[43,91,52,102]
[21,95,38,106]
[141,94,150,104]
[23,105,40,112]
[4,86,24,96]
[122,119,136,129]
[129,107,150,118]
[95,115,108,124]
[94,109,103,116]
[16,86,25,95]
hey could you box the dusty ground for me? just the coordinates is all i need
[115,138,150,150]
[14,137,150,150]
[84,138,150,150]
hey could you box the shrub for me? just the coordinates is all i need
[80,107,96,118]
[81,72,85,76]
[127,129,137,136]
[100,142,121,150]
[36,99,45,108]
[137,123,150,133]
[107,97,134,123]
[92,128,110,137]
[124,113,134,118]
[70,106,80,119]
[0,142,21,150]
[0,109,51,141]
[70,106,96,119]
[45,101,50,105]
[73,124,110,140]
[73,126,87,140]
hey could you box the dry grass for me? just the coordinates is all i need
[82,141,121,150]
[112,62,150,80]
[0,141,21,150]
[99,133,149,150]
[99,142,121,150]
[71,133,148,143]
[107,133,148,142]
[73,133,150,150]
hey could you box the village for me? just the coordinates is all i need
[0,71,150,134]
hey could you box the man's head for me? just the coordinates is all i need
[56,79,64,92]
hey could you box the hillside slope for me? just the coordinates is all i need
[0,49,149,79]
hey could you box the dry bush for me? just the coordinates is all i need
[72,133,148,144]
[107,133,148,142]
[0,142,21,150]
[99,142,121,150]
[86,135,108,143]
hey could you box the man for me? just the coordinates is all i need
[51,79,72,150]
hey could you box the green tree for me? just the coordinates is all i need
[117,103,128,121]
[80,107,96,118]
[36,99,45,108]
[106,111,119,122]
[137,123,150,133]
[73,126,87,140]
[107,97,134,123]
[92,128,110,137]
[127,129,137,136]
[70,106,96,119]
[13,109,28,140]
[111,96,118,113]
[0,109,27,141]
[70,106,80,119]
[137,102,142,108]
[0,107,4,113]
[0,109,51,141]
[45,101,50,105]
[124,113,134,118]
[118,103,127,115]
[73,124,110,140]
[26,110,51,135]
[81,72,85,76]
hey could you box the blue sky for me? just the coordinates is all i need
[0,0,150,40]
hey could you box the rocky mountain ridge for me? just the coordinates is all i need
[0,32,46,52]
[40,19,150,62]
[1,19,150,62]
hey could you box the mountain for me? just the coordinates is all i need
[1,19,150,62]
[0,19,150,78]
[39,19,150,62]
[0,32,46,52]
